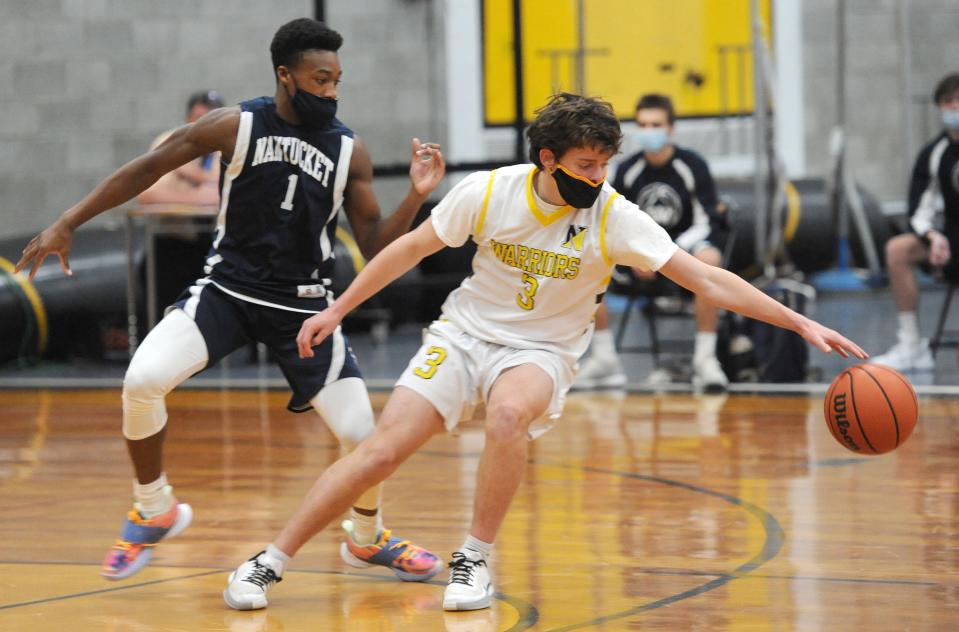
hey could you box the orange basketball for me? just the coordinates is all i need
[823,364,918,455]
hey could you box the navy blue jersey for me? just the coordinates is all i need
[611,145,718,251]
[204,96,355,312]
[908,131,959,241]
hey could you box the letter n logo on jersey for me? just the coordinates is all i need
[563,225,588,252]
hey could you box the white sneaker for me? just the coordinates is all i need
[870,339,935,371]
[443,550,494,611]
[224,551,284,610]
[693,355,729,391]
[573,354,627,390]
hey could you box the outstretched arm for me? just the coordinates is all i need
[658,249,868,358]
[344,136,445,260]
[296,217,447,358]
[15,107,239,279]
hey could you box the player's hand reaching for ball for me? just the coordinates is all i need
[297,307,345,358]
[796,316,868,359]
[409,138,445,196]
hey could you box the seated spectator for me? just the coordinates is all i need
[136,90,225,310]
[871,72,959,371]
[574,93,728,390]
[137,89,224,205]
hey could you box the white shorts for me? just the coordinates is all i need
[395,320,575,439]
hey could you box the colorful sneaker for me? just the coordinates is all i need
[100,497,193,580]
[443,550,494,611]
[339,519,442,582]
[224,550,284,610]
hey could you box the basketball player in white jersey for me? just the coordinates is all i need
[226,93,867,612]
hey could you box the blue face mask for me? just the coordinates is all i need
[943,108,959,132]
[637,128,670,153]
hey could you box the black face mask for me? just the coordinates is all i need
[551,164,604,208]
[289,76,337,128]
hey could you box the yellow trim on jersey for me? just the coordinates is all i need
[0,256,49,355]
[334,226,366,273]
[783,180,801,244]
[598,192,619,266]
[475,170,496,235]
[526,167,575,226]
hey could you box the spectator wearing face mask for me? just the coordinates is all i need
[870,72,959,371]
[573,93,728,391]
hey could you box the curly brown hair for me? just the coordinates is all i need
[526,93,623,168]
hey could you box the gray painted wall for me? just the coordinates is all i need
[802,0,959,203]
[1,0,955,241]
[0,0,445,240]
[0,0,312,239]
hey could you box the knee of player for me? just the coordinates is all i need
[484,404,528,444]
[329,413,375,450]
[357,442,404,482]
[122,361,167,401]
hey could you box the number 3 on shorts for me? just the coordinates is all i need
[413,346,447,379]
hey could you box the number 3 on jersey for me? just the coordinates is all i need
[516,272,539,311]
[413,346,447,379]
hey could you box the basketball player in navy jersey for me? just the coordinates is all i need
[16,18,446,601]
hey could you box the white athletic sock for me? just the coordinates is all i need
[591,329,617,362]
[349,506,382,545]
[461,534,493,559]
[133,474,173,517]
[898,311,920,346]
[262,543,290,576]
[694,331,718,362]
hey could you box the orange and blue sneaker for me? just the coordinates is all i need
[339,519,442,581]
[100,497,193,580]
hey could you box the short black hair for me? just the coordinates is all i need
[270,18,343,70]
[635,93,675,124]
[933,73,959,104]
[526,93,623,168]
[186,89,224,113]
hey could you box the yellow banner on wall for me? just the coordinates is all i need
[483,0,773,124]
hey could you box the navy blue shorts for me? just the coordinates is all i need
[173,283,362,412]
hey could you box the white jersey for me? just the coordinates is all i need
[430,163,678,364]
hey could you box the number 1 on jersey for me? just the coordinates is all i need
[280,174,298,211]
[516,272,539,311]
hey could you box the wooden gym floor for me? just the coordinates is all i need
[0,388,957,631]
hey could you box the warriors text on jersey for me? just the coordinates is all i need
[430,164,678,364]
[204,96,355,312]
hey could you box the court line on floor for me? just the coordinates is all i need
[541,463,785,632]
[0,562,540,629]
[0,569,222,610]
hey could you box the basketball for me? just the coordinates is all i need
[823,364,919,455]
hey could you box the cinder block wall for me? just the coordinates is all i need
[802,0,959,202]
[0,0,312,239]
